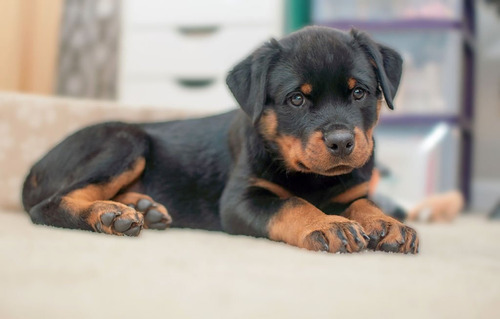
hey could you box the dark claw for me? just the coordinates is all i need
[367,233,380,250]
[380,221,387,237]
[335,228,348,253]
[410,232,416,249]
[362,232,370,241]
[124,225,141,236]
[95,222,103,233]
[348,225,361,245]
[400,227,406,244]
[114,218,134,232]
[101,212,116,227]
[145,209,164,223]
[137,199,153,212]
[308,230,329,252]
[357,234,366,250]
[380,242,399,253]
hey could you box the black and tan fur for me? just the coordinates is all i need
[22,27,419,254]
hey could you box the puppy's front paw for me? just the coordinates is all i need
[268,197,369,254]
[301,218,369,253]
[364,219,419,254]
[343,199,419,254]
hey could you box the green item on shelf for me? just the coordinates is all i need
[285,0,311,34]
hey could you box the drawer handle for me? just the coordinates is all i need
[177,25,219,37]
[176,78,216,88]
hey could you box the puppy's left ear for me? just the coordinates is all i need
[351,29,403,110]
[226,39,281,124]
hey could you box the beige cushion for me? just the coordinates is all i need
[0,92,213,210]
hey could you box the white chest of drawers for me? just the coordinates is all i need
[118,0,284,111]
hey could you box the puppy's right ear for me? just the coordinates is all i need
[226,39,281,124]
[351,29,403,110]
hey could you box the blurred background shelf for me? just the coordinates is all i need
[313,0,464,21]
[322,19,476,49]
[379,114,470,127]
[322,19,462,30]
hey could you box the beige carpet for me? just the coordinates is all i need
[1,209,499,319]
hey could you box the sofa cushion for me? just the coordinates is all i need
[0,92,212,210]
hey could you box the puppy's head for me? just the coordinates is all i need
[226,26,402,176]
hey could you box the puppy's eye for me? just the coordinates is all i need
[288,93,305,107]
[353,88,366,100]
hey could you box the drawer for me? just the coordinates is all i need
[374,124,460,205]
[120,26,274,77]
[313,0,463,22]
[372,30,463,116]
[119,77,237,112]
[123,0,283,26]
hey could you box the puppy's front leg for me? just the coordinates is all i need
[268,197,370,253]
[221,180,368,253]
[342,199,419,254]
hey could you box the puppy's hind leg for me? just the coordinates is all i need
[28,157,147,236]
[22,122,152,236]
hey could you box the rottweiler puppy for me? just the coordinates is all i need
[22,26,419,254]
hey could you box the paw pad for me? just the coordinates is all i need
[128,198,172,230]
[97,210,143,236]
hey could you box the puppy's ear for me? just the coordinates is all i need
[351,29,403,110]
[226,39,281,124]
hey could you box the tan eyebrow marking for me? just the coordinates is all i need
[300,83,312,95]
[348,78,357,90]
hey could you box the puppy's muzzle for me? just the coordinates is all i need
[324,130,355,157]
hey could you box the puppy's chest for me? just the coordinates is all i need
[275,176,356,205]
[284,184,358,216]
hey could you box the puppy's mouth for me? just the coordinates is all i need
[297,161,354,176]
[325,165,354,175]
[297,161,309,171]
[276,130,372,176]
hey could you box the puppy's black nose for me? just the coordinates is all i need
[324,130,355,157]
